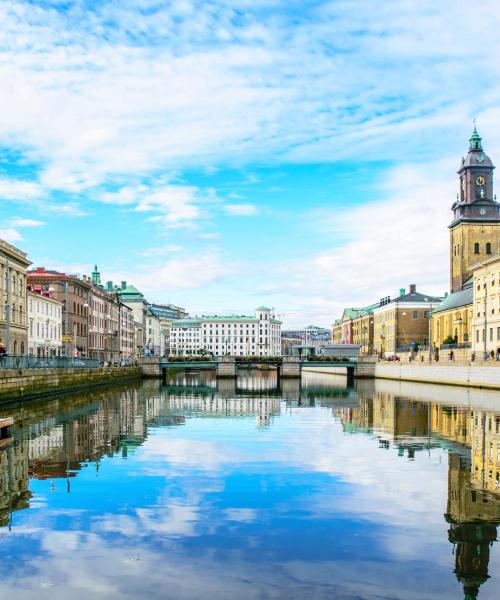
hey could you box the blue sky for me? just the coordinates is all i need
[2,0,500,326]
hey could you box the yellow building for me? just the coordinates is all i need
[331,319,342,344]
[373,285,442,356]
[431,286,473,349]
[471,254,500,359]
[0,238,31,355]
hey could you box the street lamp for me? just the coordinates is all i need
[83,302,90,359]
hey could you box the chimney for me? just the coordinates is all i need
[121,281,127,290]
[409,284,416,294]
[106,281,113,291]
[399,288,405,296]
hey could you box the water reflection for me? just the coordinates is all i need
[0,372,499,599]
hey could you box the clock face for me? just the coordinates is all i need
[480,208,486,215]
[476,175,486,186]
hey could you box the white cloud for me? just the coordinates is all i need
[138,244,183,257]
[1,0,500,194]
[0,178,44,201]
[224,203,259,216]
[9,217,45,227]
[106,252,231,293]
[257,159,455,326]
[0,228,23,242]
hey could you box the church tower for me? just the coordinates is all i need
[450,126,500,292]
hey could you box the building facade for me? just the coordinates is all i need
[471,254,500,359]
[116,283,149,354]
[0,239,31,356]
[85,267,120,362]
[332,319,342,344]
[27,288,63,357]
[119,302,135,360]
[145,309,161,356]
[149,303,189,356]
[28,268,91,357]
[170,307,282,356]
[431,286,473,350]
[281,326,331,354]
[373,285,442,356]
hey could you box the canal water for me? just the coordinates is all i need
[1,371,500,600]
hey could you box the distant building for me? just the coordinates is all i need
[149,302,188,356]
[170,307,282,356]
[115,282,149,354]
[281,325,331,354]
[332,319,342,344]
[27,287,63,357]
[27,267,90,358]
[118,302,135,360]
[145,309,161,356]
[0,239,31,355]
[372,285,442,356]
[114,282,187,357]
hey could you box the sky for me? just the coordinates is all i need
[2,0,500,327]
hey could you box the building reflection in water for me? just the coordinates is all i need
[1,373,500,598]
[335,384,500,600]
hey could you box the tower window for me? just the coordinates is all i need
[474,243,480,254]
[486,242,492,254]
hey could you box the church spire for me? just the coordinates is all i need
[469,122,483,151]
[92,264,101,286]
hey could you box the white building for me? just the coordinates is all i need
[471,254,500,359]
[169,307,282,357]
[27,289,63,357]
[145,309,161,356]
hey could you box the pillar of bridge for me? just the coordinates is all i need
[217,356,237,378]
[354,357,377,378]
[281,356,301,378]
[137,357,162,378]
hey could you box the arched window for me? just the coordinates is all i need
[474,243,480,254]
[486,242,492,254]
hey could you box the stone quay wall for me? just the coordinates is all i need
[374,362,500,390]
[0,366,142,402]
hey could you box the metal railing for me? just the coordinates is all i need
[0,356,101,369]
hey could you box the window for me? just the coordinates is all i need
[486,242,492,254]
[476,329,480,343]
[412,311,418,320]
[474,243,480,254]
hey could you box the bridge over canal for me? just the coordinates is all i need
[139,356,377,384]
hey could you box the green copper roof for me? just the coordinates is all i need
[469,123,483,151]
[117,284,144,299]
[432,287,472,314]
[256,306,271,311]
[172,315,282,326]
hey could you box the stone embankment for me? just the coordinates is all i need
[0,366,142,402]
[304,361,500,390]
[374,362,500,390]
